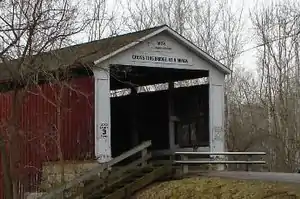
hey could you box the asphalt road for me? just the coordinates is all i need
[201,171,300,184]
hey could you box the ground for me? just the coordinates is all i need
[133,177,300,199]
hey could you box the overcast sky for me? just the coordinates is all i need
[226,0,287,72]
[102,0,286,73]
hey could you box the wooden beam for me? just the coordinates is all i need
[79,153,151,199]
[102,166,171,199]
[168,81,175,151]
[130,87,139,147]
[40,140,152,199]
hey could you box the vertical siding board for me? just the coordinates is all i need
[0,76,95,198]
[0,91,12,199]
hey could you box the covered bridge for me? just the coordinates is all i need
[0,25,230,197]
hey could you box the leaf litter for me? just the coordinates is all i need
[134,177,300,199]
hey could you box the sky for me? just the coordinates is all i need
[228,0,286,72]
[101,0,286,73]
[231,0,259,72]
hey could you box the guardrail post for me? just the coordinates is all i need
[214,155,222,171]
[246,154,252,171]
[181,155,188,174]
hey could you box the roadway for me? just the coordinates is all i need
[200,171,300,184]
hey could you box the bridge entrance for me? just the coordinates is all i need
[110,65,209,158]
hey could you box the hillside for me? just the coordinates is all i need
[134,177,300,199]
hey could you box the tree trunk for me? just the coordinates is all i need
[0,134,13,199]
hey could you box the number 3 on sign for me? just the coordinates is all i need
[99,123,108,139]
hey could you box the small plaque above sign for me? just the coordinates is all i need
[148,40,172,51]
[131,54,192,65]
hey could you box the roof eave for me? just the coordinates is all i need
[164,27,231,75]
[93,26,169,66]
[93,25,231,75]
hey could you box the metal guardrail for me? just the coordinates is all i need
[175,160,266,164]
[175,151,266,155]
[174,151,266,174]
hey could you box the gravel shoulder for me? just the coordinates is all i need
[133,176,300,199]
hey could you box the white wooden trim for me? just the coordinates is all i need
[93,26,231,74]
[94,26,168,65]
[165,28,231,74]
[93,68,111,163]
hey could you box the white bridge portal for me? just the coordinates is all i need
[92,25,230,169]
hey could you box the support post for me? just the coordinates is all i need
[181,154,188,174]
[209,71,226,171]
[246,155,252,171]
[94,68,112,163]
[168,82,175,156]
[130,87,139,147]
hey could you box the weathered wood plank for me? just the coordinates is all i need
[141,149,148,167]
[103,166,171,199]
[39,140,152,199]
[80,153,152,199]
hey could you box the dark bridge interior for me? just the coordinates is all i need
[109,65,209,157]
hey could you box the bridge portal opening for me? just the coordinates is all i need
[109,65,209,157]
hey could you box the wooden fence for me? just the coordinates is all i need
[39,140,152,199]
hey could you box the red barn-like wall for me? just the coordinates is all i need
[0,76,95,198]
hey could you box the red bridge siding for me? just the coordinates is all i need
[0,76,95,198]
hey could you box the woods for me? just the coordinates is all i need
[1,0,300,198]
[120,0,300,173]
[228,1,300,172]
[0,0,90,198]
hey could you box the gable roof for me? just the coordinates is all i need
[95,25,231,74]
[0,24,230,82]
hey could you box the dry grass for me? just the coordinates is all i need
[134,177,300,199]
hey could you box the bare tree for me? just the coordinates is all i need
[186,0,224,58]
[122,0,158,32]
[87,0,119,40]
[0,0,88,198]
[228,0,300,172]
[120,0,244,87]
[121,0,193,34]
[119,0,245,152]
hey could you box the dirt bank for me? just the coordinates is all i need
[133,177,300,199]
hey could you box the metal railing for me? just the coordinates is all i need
[174,151,266,174]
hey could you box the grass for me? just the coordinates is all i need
[134,177,300,199]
